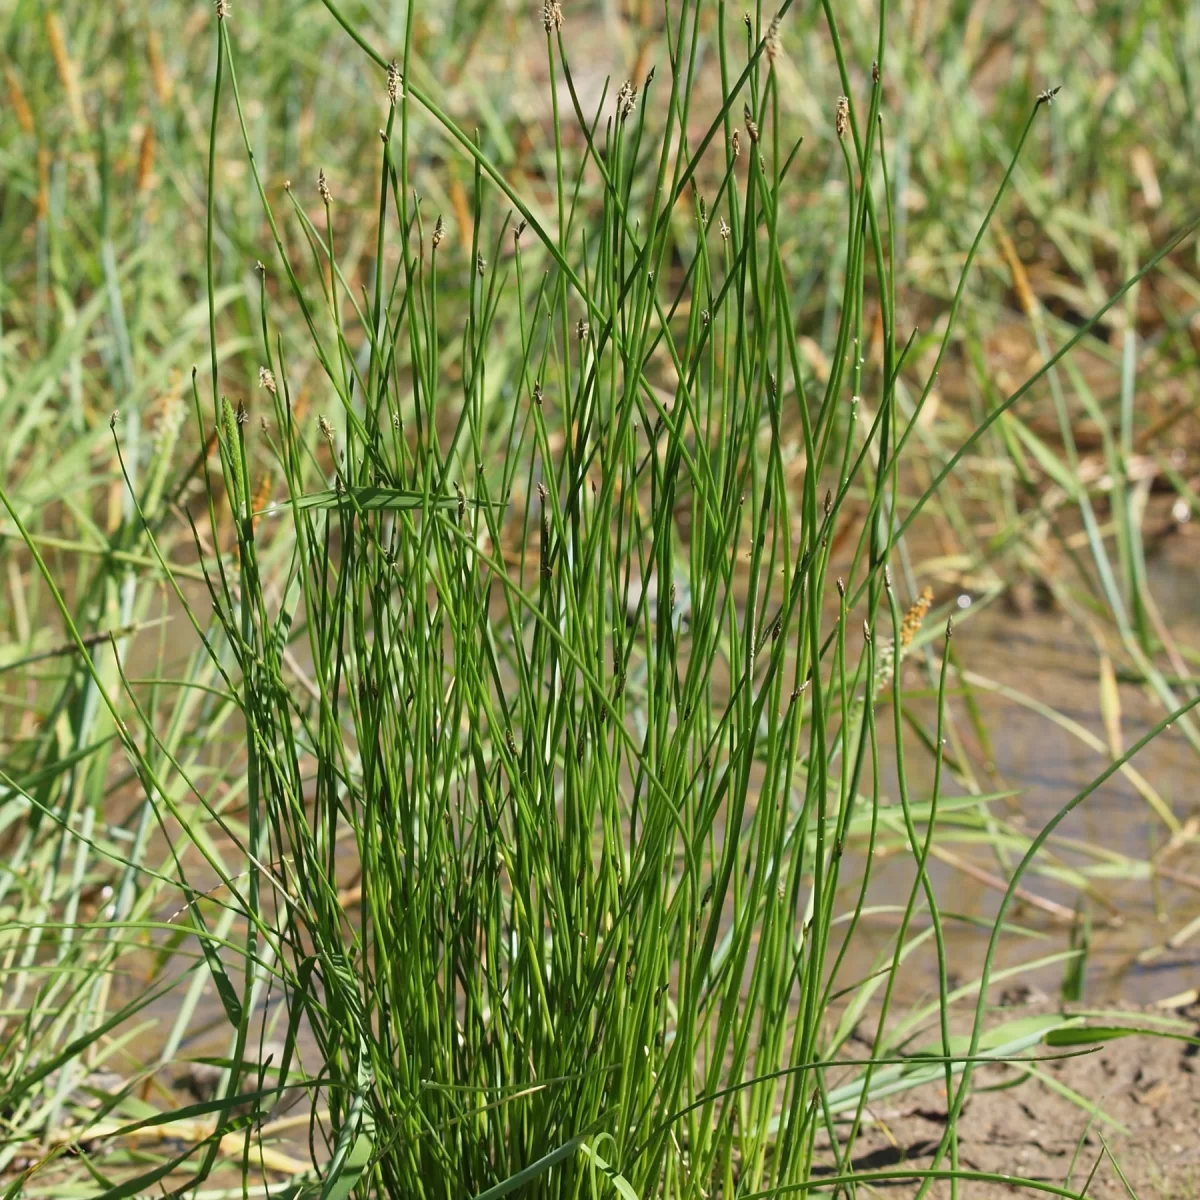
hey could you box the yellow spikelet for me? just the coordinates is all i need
[250,473,272,533]
[146,28,172,105]
[6,66,35,135]
[995,226,1037,320]
[45,12,88,135]
[36,148,51,220]
[136,123,156,194]
[899,585,933,650]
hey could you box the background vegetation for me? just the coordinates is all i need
[2,0,1200,1196]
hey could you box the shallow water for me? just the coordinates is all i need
[847,523,1200,1007]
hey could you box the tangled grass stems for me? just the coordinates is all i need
[3,1,1199,1198]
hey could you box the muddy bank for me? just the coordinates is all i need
[825,998,1200,1197]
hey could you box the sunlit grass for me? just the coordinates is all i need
[3,1,1200,1197]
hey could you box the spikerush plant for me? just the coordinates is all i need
[5,1,1200,1198]
[178,3,939,1194]
[159,1,1105,1194]
[118,0,1200,1196]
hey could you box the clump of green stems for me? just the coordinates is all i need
[3,1,1200,1198]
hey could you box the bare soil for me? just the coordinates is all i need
[829,999,1200,1198]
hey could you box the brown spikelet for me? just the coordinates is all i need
[250,473,272,533]
[743,103,759,144]
[386,59,402,104]
[6,66,35,135]
[136,123,156,194]
[994,226,1037,319]
[290,389,309,425]
[629,40,653,100]
[449,177,472,248]
[317,168,331,205]
[146,29,173,105]
[543,0,564,32]
[45,12,87,134]
[835,96,849,140]
[868,302,884,366]
[1130,145,1161,210]
[899,586,933,650]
